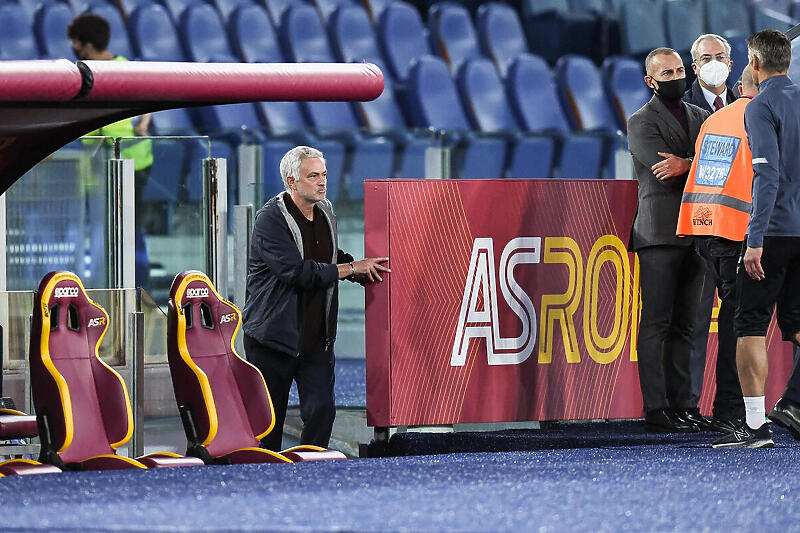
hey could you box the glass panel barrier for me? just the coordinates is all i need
[118,136,211,307]
[5,138,112,291]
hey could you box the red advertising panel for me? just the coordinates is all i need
[364,179,793,427]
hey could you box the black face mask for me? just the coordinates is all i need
[651,77,686,101]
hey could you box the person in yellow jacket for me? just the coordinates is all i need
[676,66,758,433]
[68,13,153,289]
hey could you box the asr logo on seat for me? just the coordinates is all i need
[186,287,209,299]
[88,317,106,328]
[54,287,79,298]
[219,312,236,324]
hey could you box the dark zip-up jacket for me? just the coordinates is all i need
[744,75,800,247]
[243,192,353,356]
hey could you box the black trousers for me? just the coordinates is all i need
[637,245,705,412]
[691,237,744,418]
[783,347,800,405]
[243,334,336,452]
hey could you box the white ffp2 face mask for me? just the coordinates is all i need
[698,60,729,88]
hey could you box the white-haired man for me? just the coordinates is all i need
[684,33,738,114]
[243,146,389,451]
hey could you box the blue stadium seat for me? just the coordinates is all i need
[355,66,430,178]
[457,58,554,178]
[571,0,608,12]
[0,3,38,60]
[229,4,281,62]
[362,0,389,24]
[115,0,155,18]
[279,4,396,197]
[253,101,346,202]
[619,0,666,59]
[128,3,186,60]
[792,1,800,20]
[263,0,305,25]
[556,55,619,133]
[157,0,200,20]
[302,99,395,199]
[507,54,571,133]
[329,4,387,65]
[406,55,507,178]
[704,0,751,36]
[88,2,134,59]
[520,0,601,64]
[280,5,334,62]
[35,2,75,59]
[755,0,792,15]
[752,5,795,31]
[16,0,42,20]
[556,54,622,176]
[428,3,485,74]
[314,0,355,20]
[152,108,197,134]
[180,3,238,61]
[665,0,706,59]
[601,56,650,132]
[378,1,433,81]
[728,34,749,87]
[476,2,529,78]
[506,54,605,179]
[211,0,252,20]
[148,109,203,205]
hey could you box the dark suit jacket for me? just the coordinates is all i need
[683,78,738,114]
[627,95,710,251]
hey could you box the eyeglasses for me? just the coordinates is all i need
[695,53,730,65]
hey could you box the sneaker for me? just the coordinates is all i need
[708,416,743,434]
[711,422,774,449]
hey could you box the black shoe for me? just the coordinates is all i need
[644,408,699,432]
[676,408,713,431]
[712,422,774,448]
[768,398,800,440]
[708,416,743,434]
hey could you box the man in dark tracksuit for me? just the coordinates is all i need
[243,146,389,451]
[713,31,800,448]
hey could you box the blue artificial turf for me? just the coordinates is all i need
[2,422,799,532]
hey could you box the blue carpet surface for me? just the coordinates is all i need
[2,422,800,532]
[288,358,365,408]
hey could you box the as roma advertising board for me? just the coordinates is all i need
[364,179,793,427]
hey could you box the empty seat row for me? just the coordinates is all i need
[0,269,346,475]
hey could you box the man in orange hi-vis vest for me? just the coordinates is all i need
[676,66,757,434]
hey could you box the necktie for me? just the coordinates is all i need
[713,95,724,111]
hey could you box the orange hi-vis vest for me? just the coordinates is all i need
[677,97,753,242]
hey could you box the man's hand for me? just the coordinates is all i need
[354,257,390,283]
[651,152,691,180]
[743,246,765,280]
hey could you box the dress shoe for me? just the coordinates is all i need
[712,422,774,448]
[644,408,699,432]
[676,408,713,431]
[708,416,743,434]
[768,397,800,440]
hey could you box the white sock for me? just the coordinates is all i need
[744,396,766,430]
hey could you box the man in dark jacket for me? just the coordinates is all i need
[243,145,389,451]
[628,47,710,432]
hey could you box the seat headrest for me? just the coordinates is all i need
[170,270,240,356]
[170,270,222,309]
[36,271,108,356]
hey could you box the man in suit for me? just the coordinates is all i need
[684,34,738,114]
[683,34,739,426]
[628,47,710,432]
